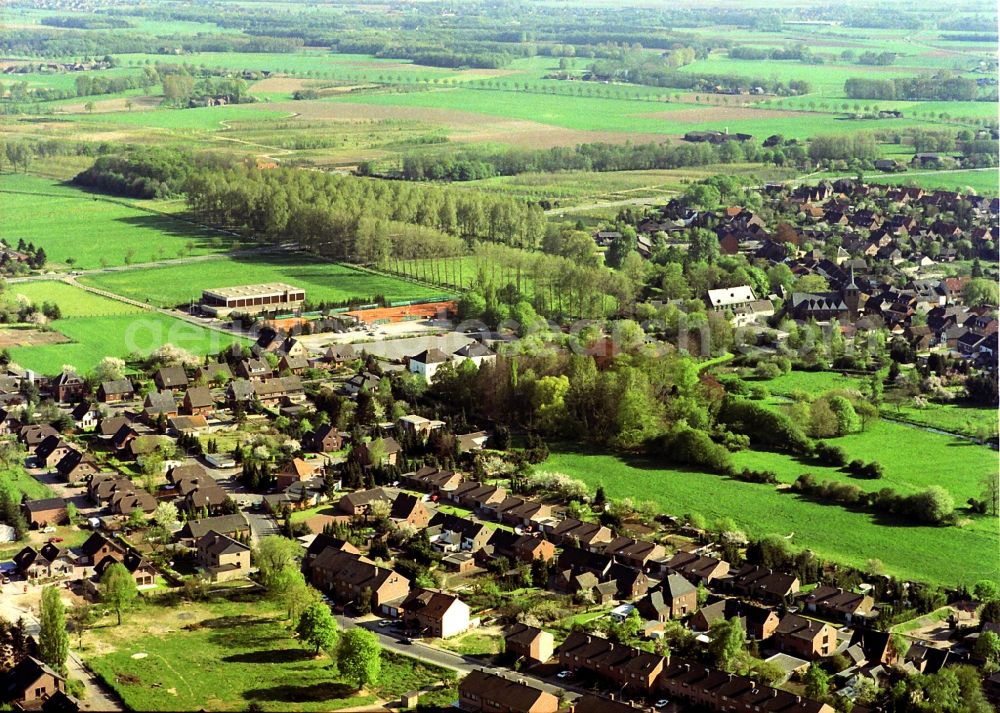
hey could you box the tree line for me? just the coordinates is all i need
[360,137,808,183]
[845,75,982,102]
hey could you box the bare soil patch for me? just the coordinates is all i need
[639,106,803,122]
[0,328,70,348]
[249,76,313,93]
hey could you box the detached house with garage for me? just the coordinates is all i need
[401,588,470,638]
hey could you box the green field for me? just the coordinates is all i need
[330,88,961,140]
[80,254,449,307]
[544,444,997,588]
[87,595,452,712]
[0,174,232,268]
[5,281,143,317]
[9,313,248,375]
[68,103,289,130]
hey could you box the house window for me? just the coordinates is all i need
[35,687,46,697]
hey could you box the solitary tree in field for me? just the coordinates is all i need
[39,586,68,674]
[100,561,138,625]
[84,101,94,113]
[296,602,339,655]
[338,628,381,690]
[68,603,96,649]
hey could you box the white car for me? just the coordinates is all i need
[556,670,572,679]
[654,700,670,709]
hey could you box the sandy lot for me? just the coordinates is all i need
[0,328,70,348]
[56,95,162,114]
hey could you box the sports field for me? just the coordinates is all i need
[0,174,232,268]
[8,312,248,375]
[80,254,449,307]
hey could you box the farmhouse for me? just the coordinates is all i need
[200,283,306,317]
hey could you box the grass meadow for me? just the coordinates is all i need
[0,174,233,268]
[80,254,449,307]
[86,593,453,712]
[544,443,997,588]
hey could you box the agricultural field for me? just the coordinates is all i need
[8,312,248,375]
[544,442,998,588]
[0,173,233,268]
[80,254,449,308]
[859,169,1000,195]
[85,593,453,712]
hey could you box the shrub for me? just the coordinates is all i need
[814,442,847,467]
[754,362,782,380]
[651,426,734,474]
[718,397,813,454]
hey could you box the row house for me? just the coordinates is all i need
[800,586,875,624]
[428,511,493,553]
[690,598,780,641]
[718,565,800,604]
[309,549,410,614]
[458,670,558,713]
[658,657,835,713]
[544,518,614,551]
[449,481,507,514]
[558,632,665,693]
[660,551,730,584]
[401,465,463,495]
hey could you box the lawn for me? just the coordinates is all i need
[542,445,998,588]
[5,281,143,317]
[8,313,248,375]
[85,594,453,712]
[0,466,55,501]
[80,254,448,308]
[0,174,233,269]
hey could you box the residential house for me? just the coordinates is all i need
[356,437,400,467]
[196,362,232,384]
[848,628,897,666]
[278,353,308,375]
[491,497,552,528]
[226,378,256,408]
[34,436,76,470]
[453,342,496,369]
[77,532,127,567]
[154,367,188,391]
[21,497,67,529]
[658,657,836,713]
[181,387,214,416]
[690,598,779,641]
[801,586,874,623]
[337,488,392,517]
[505,623,554,664]
[168,415,210,436]
[302,533,360,574]
[96,379,133,403]
[402,466,463,495]
[18,425,58,448]
[401,588,470,638]
[408,348,451,382]
[253,376,304,406]
[52,371,84,402]
[397,414,444,440]
[603,537,666,570]
[773,614,838,660]
[13,544,76,580]
[558,632,665,692]
[721,565,800,604]
[323,343,357,366]
[0,657,66,709]
[389,493,430,529]
[545,518,614,551]
[309,549,410,613]
[96,416,129,439]
[143,390,178,421]
[177,513,250,543]
[428,512,492,553]
[662,551,730,584]
[450,481,507,514]
[310,423,347,453]
[71,402,100,430]
[511,535,556,564]
[196,530,251,582]
[458,670,558,713]
[55,450,98,485]
[275,458,319,491]
[91,549,155,588]
[636,574,698,622]
[236,358,271,381]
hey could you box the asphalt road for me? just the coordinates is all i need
[333,614,579,702]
